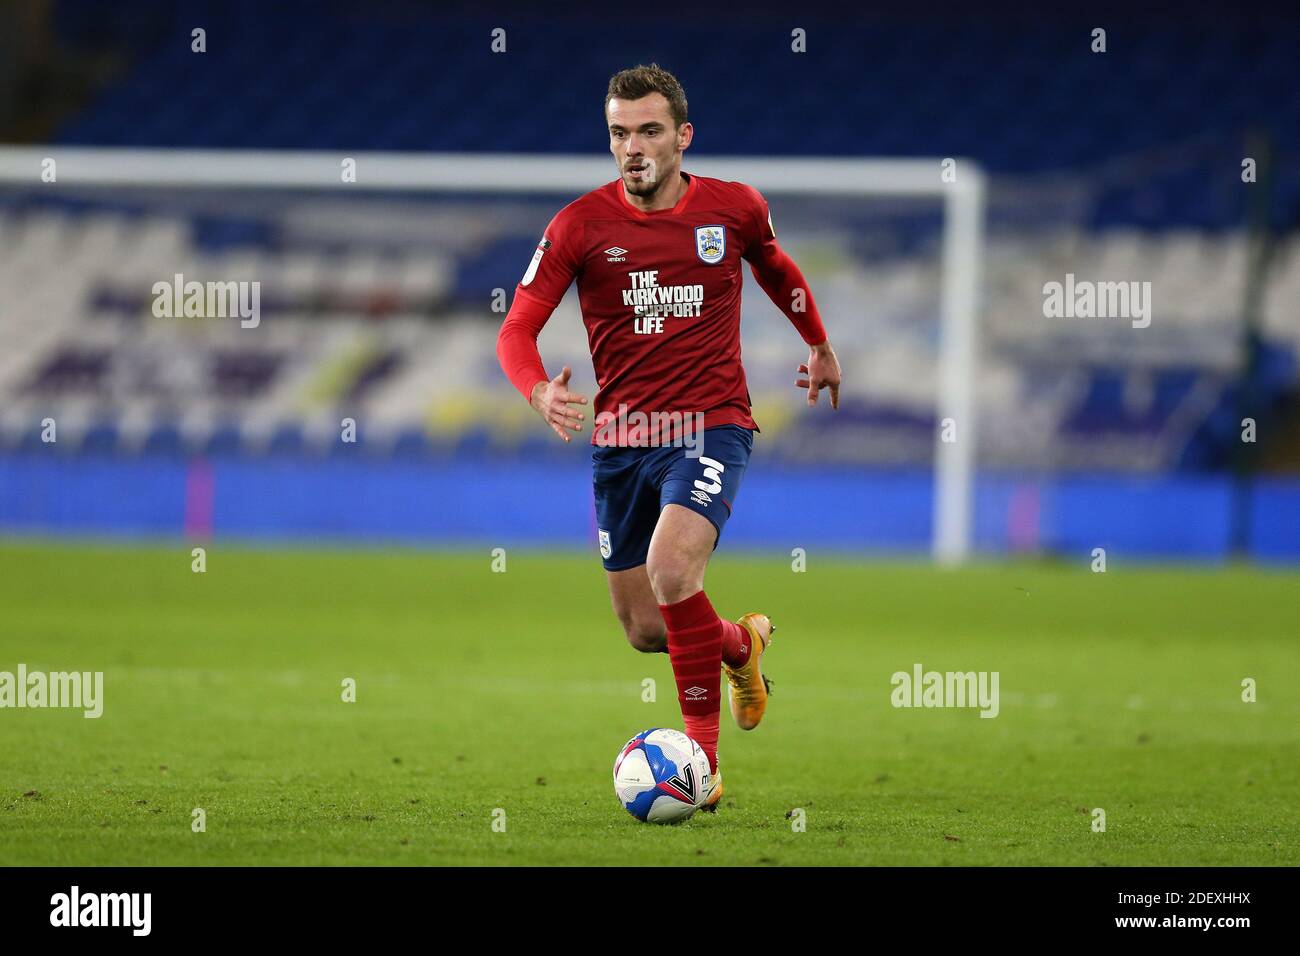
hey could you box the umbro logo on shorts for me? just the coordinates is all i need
[690,489,712,506]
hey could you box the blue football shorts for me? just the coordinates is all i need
[591,424,755,572]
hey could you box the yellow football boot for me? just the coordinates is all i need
[723,613,774,730]
[700,764,723,812]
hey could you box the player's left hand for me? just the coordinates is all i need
[796,341,841,409]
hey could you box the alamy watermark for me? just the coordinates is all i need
[152,273,260,328]
[1042,273,1151,329]
[0,664,103,718]
[50,886,150,935]
[592,403,707,458]
[890,663,999,718]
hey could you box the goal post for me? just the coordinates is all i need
[0,147,986,562]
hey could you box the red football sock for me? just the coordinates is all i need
[720,619,751,669]
[659,590,723,773]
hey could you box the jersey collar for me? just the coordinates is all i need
[616,171,697,218]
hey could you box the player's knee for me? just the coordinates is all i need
[623,620,667,653]
[614,605,665,652]
[646,557,702,606]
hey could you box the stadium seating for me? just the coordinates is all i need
[47,6,1300,230]
[0,189,1296,473]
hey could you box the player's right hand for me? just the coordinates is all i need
[531,366,588,443]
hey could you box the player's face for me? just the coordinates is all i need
[607,94,692,198]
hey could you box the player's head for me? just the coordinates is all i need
[605,64,693,199]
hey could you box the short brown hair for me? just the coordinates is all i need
[605,63,688,127]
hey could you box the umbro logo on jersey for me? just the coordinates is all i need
[605,246,628,262]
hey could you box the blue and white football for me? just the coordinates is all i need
[613,728,711,823]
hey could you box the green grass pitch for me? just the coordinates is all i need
[1,539,1297,866]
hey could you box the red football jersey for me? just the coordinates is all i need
[513,173,779,444]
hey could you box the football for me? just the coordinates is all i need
[613,728,712,823]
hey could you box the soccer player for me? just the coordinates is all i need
[497,63,840,809]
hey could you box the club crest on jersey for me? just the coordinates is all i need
[598,529,612,559]
[695,225,725,264]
